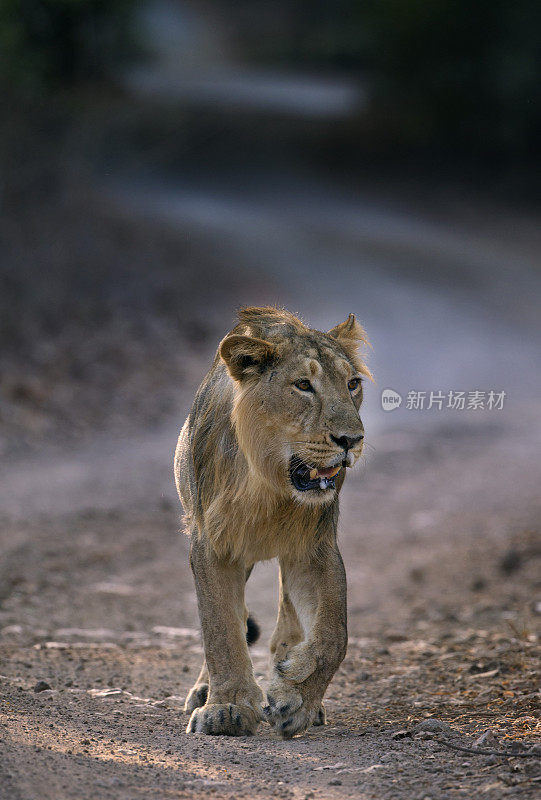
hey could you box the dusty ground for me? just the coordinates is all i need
[1,125,540,797]
[1,402,540,799]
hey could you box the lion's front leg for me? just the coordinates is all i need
[265,543,347,738]
[186,536,264,736]
[269,571,303,665]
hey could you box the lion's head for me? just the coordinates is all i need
[219,307,371,505]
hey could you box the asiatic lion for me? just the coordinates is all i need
[174,306,371,738]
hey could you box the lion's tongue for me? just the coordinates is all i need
[309,465,341,480]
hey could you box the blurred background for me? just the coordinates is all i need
[1,3,540,792]
[1,0,541,454]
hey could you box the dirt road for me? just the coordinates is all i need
[1,395,540,799]
[1,166,541,798]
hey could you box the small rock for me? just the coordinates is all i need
[358,671,371,681]
[528,744,541,755]
[507,740,526,753]
[328,779,342,786]
[474,730,499,748]
[391,730,412,740]
[413,718,451,734]
[33,680,51,693]
[2,624,24,636]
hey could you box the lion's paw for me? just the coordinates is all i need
[186,703,260,736]
[184,683,208,714]
[264,683,321,739]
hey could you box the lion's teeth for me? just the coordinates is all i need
[309,468,318,480]
[319,479,327,490]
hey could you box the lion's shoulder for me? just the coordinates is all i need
[174,357,238,524]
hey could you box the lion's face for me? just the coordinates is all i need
[220,314,370,505]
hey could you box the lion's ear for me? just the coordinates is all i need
[328,314,373,381]
[219,334,277,381]
[328,313,368,344]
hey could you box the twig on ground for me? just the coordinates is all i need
[434,738,541,758]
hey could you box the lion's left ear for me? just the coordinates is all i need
[219,334,278,382]
[328,314,373,380]
[328,313,367,344]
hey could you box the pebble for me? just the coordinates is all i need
[33,680,51,693]
[328,779,342,786]
[413,719,451,734]
[391,730,412,740]
[474,730,498,748]
[507,740,525,753]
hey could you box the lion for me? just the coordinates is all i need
[174,306,371,738]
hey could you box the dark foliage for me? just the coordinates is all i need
[0,0,139,89]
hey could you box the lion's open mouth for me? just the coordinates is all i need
[289,457,342,492]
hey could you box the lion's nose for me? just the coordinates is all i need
[330,433,364,451]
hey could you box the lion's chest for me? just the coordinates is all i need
[204,492,322,564]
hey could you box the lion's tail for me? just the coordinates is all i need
[246,615,260,646]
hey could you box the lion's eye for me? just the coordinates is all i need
[295,379,314,392]
[348,378,361,391]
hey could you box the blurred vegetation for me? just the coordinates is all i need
[229,0,541,161]
[0,0,139,89]
[362,0,541,158]
[1,0,539,167]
